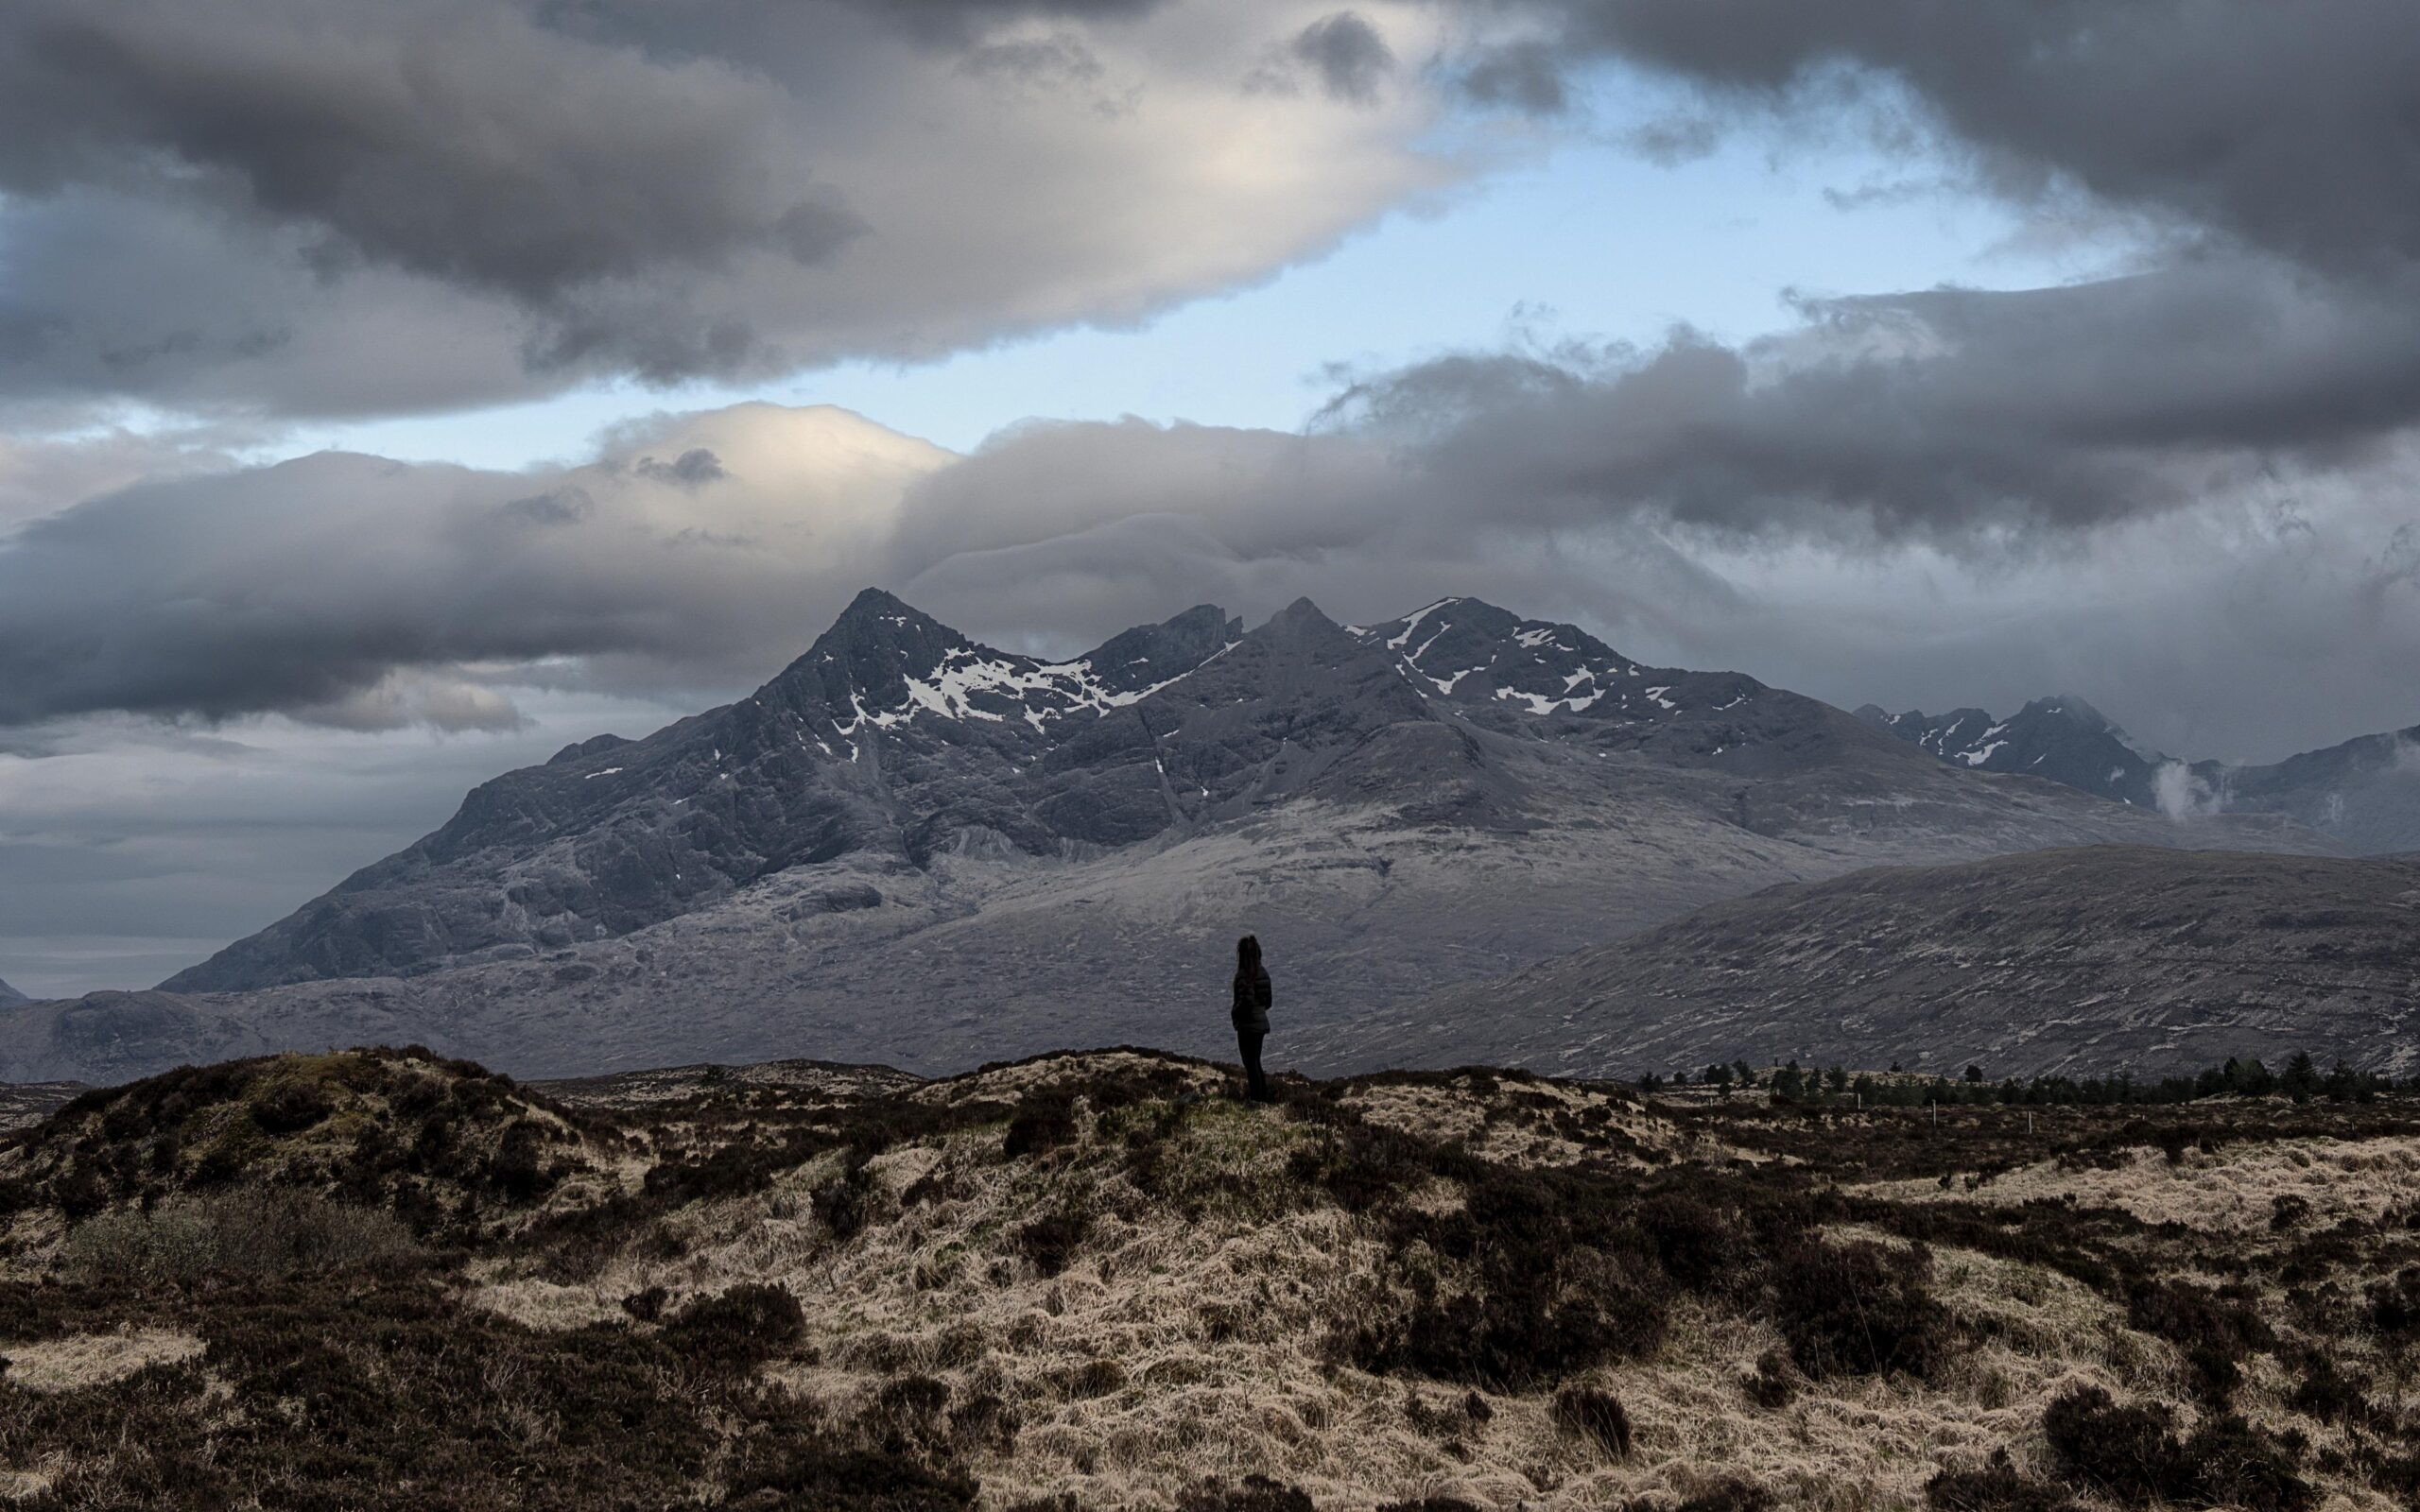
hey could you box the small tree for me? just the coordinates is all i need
[1963,1064,1984,1085]
[2281,1050,2319,1103]
[2325,1059,2359,1103]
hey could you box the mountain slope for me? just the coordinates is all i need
[1393,846,2420,1080]
[162,591,1246,991]
[0,976,25,1007]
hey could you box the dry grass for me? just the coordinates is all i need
[1,1329,204,1394]
[9,1047,2420,1508]
[1859,1132,2420,1231]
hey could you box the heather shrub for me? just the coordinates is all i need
[61,1191,421,1285]
[1015,1201,1093,1279]
[666,1282,805,1369]
[1003,1091,1079,1158]
[1553,1384,1634,1458]
[1636,1190,1737,1293]
[2043,1384,2186,1501]
[1773,1238,1949,1380]
[2042,1385,2312,1511]
[1925,1451,2081,1511]
[490,1118,557,1202]
[250,1077,337,1135]
[1175,1476,1317,1512]
[814,1162,878,1241]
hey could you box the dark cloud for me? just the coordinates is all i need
[0,0,1448,417]
[0,409,928,727]
[1457,39,1567,115]
[1399,3,2420,544]
[1325,264,2420,541]
[1480,0,2420,274]
[634,448,729,488]
[0,4,851,302]
[1289,11,1394,104]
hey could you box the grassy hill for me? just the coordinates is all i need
[5,1046,2420,1508]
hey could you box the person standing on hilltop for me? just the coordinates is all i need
[1231,935,1273,1102]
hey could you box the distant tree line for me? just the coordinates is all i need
[1634,1050,2401,1108]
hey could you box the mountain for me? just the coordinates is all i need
[1856,696,2163,809]
[2185,724,2420,854]
[1394,846,2420,1080]
[0,976,26,1007]
[3,592,2332,1085]
[1859,698,2420,852]
[163,589,1247,991]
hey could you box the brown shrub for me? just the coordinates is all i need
[1621,1481,1772,1512]
[1175,1476,1317,1512]
[1553,1384,1634,1458]
[2043,1384,2313,1511]
[61,1191,421,1285]
[1772,1238,1949,1381]
[2125,1279,2273,1361]
[1015,1202,1093,1279]
[1003,1091,1079,1158]
[250,1077,336,1135]
[814,1162,878,1242]
[1926,1451,2081,1511]
[666,1282,805,1370]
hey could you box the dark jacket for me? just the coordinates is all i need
[1231,965,1272,1031]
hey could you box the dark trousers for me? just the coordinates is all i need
[1236,1026,1269,1101]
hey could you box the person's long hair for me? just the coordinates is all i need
[1236,934,1261,977]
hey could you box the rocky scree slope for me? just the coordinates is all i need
[1,593,2332,1085]
[1861,698,2420,854]
[1395,845,2420,1081]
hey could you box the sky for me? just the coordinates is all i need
[5,0,2420,998]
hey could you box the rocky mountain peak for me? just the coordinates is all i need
[547,732,632,766]
[1354,596,1657,722]
[1862,696,2163,806]
[1074,605,1243,699]
[156,587,2176,1001]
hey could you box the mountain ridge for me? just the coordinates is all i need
[1860,697,2420,852]
[0,588,2346,1086]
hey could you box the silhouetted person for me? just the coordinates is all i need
[1232,934,1273,1102]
